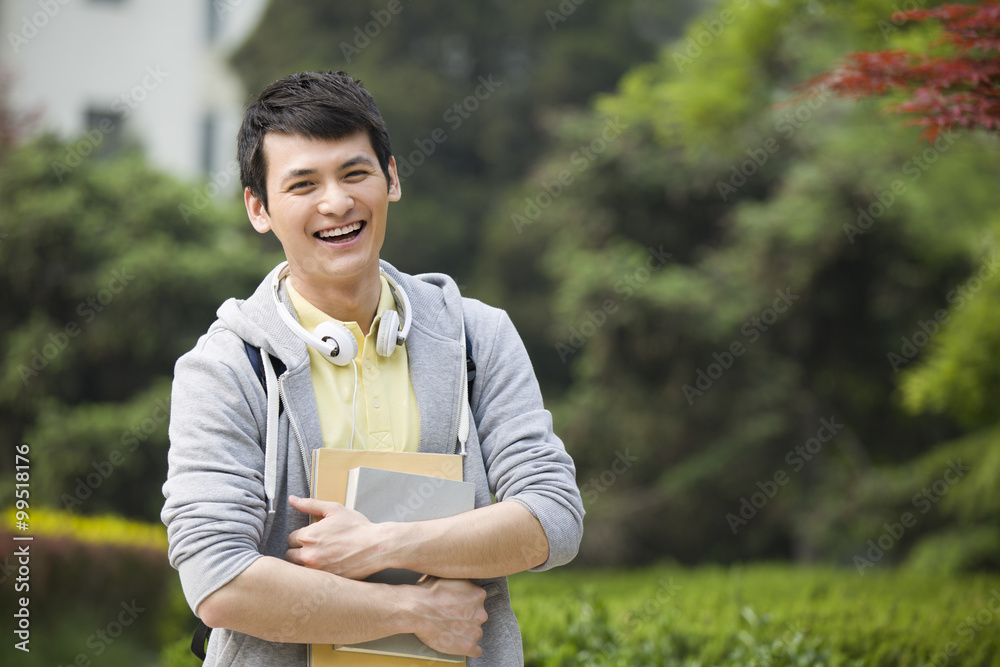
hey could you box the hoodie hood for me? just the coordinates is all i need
[216,260,467,371]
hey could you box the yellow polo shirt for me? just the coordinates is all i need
[286,277,419,452]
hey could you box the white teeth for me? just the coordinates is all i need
[317,222,362,238]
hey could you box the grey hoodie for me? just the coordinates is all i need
[161,261,585,666]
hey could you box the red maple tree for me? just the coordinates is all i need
[806,1,1000,140]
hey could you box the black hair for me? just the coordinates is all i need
[238,70,393,211]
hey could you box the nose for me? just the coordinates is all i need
[316,183,354,216]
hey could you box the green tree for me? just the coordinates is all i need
[0,133,279,520]
[228,0,701,285]
[478,0,1000,567]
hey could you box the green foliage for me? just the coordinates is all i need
[0,509,192,666]
[803,424,1000,573]
[228,0,702,283]
[0,133,280,520]
[159,636,204,667]
[511,564,1000,666]
[899,223,1000,427]
[477,0,1000,567]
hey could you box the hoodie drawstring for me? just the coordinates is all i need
[262,350,280,514]
[458,317,469,456]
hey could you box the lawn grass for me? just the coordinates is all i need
[508,563,1000,666]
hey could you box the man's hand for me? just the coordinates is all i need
[285,495,386,579]
[412,577,488,658]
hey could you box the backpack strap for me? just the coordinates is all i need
[191,621,211,661]
[465,332,476,395]
[244,339,264,385]
[243,340,285,413]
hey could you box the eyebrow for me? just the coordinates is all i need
[279,155,378,184]
[339,155,378,170]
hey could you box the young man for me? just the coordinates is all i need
[161,71,584,665]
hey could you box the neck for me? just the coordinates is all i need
[287,265,382,336]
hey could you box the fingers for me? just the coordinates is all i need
[413,578,488,657]
[288,494,341,517]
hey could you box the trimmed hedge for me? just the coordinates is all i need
[510,563,1000,666]
[1,507,193,666]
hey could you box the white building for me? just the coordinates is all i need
[0,0,268,181]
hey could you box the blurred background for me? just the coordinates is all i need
[2,0,999,664]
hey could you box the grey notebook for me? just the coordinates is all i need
[336,466,476,663]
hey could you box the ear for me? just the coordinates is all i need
[387,157,401,202]
[245,187,271,234]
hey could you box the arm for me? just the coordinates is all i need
[286,496,549,580]
[197,556,487,656]
[161,335,486,655]
[286,306,583,580]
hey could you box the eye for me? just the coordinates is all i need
[344,170,369,181]
[288,180,314,191]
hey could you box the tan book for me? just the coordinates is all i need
[307,448,467,667]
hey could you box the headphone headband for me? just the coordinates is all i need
[380,270,412,347]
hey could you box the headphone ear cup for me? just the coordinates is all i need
[314,321,358,366]
[376,310,400,357]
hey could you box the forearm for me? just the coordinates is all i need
[197,555,416,644]
[382,500,549,579]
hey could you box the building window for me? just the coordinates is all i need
[207,0,222,43]
[201,113,217,175]
[84,108,125,157]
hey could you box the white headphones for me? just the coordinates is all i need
[271,261,412,366]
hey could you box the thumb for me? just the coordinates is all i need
[288,494,341,517]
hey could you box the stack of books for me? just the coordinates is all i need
[307,449,474,666]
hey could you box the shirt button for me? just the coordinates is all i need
[373,398,381,408]
[364,360,372,369]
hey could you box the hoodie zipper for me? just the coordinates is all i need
[278,376,314,498]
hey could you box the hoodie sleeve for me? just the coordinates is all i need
[467,303,584,571]
[160,328,269,613]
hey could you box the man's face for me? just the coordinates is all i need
[245,131,400,291]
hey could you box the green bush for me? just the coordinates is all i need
[0,508,193,666]
[511,563,1000,666]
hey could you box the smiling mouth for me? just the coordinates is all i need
[315,221,365,244]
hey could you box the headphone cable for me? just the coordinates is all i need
[348,358,359,450]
